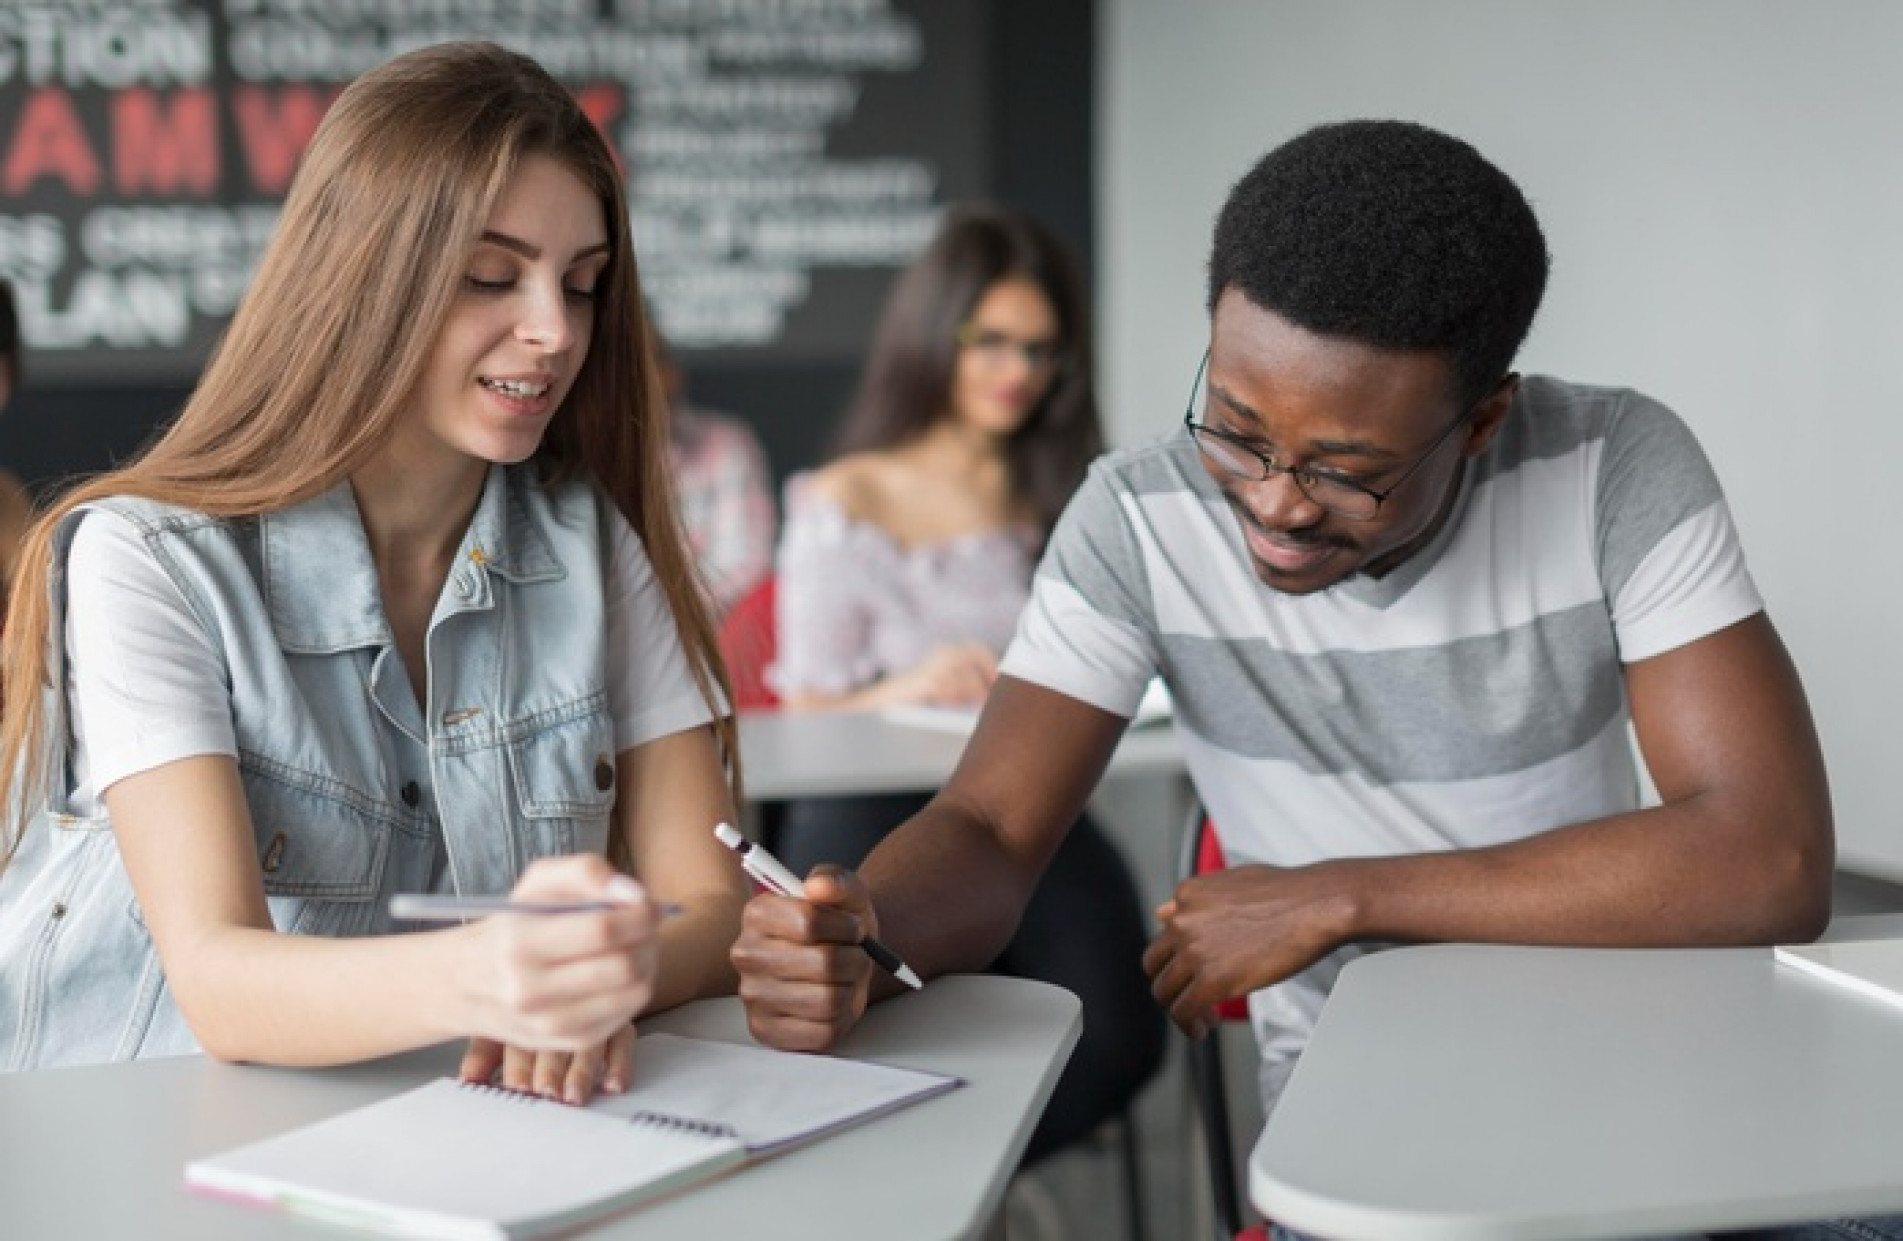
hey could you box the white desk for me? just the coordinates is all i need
[1250,914,1903,1240]
[0,975,1079,1241]
[738,708,1184,801]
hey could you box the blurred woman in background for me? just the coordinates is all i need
[654,325,777,620]
[769,205,1164,1163]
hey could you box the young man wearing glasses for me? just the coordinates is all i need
[732,121,1839,1160]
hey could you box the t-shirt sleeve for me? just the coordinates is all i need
[65,511,237,795]
[1595,395,1764,662]
[605,511,724,751]
[999,461,1161,717]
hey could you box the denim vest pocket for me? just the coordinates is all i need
[238,752,394,937]
[505,703,616,859]
[112,903,192,1061]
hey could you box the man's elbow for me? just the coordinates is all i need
[1749,817,1835,944]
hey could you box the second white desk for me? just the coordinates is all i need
[1251,914,1903,1240]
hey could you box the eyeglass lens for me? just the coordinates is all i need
[961,327,1065,372]
[1185,363,1384,519]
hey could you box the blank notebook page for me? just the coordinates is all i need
[189,1076,743,1240]
[600,1032,962,1150]
[186,1033,959,1240]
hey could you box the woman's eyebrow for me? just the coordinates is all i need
[478,230,610,263]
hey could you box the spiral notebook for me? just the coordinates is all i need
[184,1033,961,1240]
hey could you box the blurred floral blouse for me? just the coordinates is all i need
[770,473,1040,698]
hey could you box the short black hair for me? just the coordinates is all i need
[1207,120,1550,407]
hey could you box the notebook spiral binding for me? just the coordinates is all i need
[457,1081,549,1104]
[626,1110,739,1141]
[455,1082,736,1138]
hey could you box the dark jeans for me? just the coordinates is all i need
[776,792,1167,1166]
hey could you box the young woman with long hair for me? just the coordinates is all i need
[772,206,1103,713]
[0,42,748,1100]
[769,205,1164,1162]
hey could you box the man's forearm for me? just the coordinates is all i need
[851,677,1129,986]
[1338,798,1832,951]
[855,797,1050,983]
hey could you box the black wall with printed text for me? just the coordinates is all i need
[0,0,1094,495]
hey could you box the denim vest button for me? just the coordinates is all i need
[401,781,421,808]
[593,754,614,791]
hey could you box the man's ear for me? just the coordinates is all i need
[1462,373,1521,456]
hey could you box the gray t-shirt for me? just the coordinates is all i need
[1000,376,1764,1108]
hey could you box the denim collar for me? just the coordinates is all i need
[262,465,567,654]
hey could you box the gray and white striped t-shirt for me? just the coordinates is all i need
[999,376,1764,1105]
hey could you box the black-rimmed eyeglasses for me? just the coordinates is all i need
[1181,351,1474,521]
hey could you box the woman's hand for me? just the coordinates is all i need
[879,642,999,707]
[458,1026,636,1105]
[451,855,662,1064]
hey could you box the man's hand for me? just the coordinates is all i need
[1143,862,1356,1039]
[731,866,879,1051]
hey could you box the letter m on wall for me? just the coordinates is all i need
[114,88,218,195]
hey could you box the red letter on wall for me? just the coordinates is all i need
[574,85,625,175]
[114,88,219,195]
[3,87,102,196]
[232,86,333,195]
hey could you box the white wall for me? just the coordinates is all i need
[1099,0,1903,878]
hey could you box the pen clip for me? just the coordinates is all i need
[740,859,795,898]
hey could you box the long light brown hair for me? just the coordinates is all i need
[0,42,738,871]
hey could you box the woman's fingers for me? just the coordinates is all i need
[500,1042,538,1094]
[469,1036,623,1106]
[460,862,663,1052]
[601,1026,635,1095]
[459,1036,504,1085]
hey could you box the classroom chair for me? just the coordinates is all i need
[716,574,780,710]
[1176,802,1268,1241]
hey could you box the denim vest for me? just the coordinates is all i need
[0,466,619,1070]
